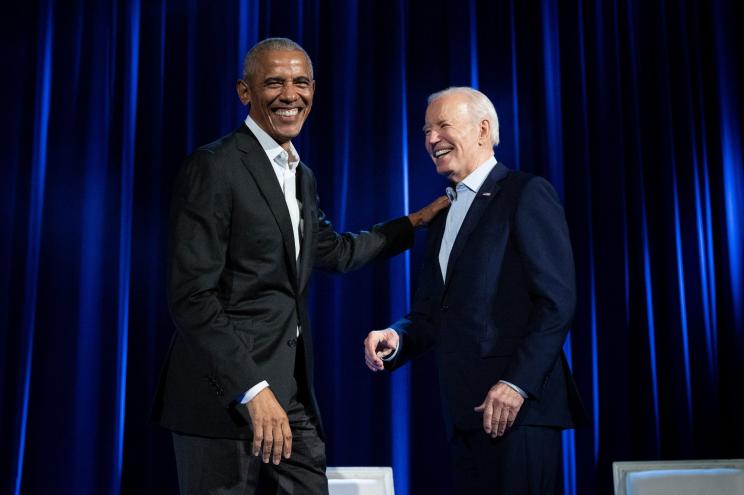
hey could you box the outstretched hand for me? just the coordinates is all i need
[363,328,400,371]
[407,195,450,228]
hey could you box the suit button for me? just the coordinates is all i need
[440,305,449,312]
[287,338,297,348]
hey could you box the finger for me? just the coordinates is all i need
[376,335,392,353]
[473,400,485,412]
[501,407,511,435]
[272,423,283,465]
[494,406,510,438]
[482,399,495,434]
[365,356,381,372]
[262,426,273,463]
[364,337,376,371]
[376,348,392,359]
[364,337,383,368]
[371,346,385,369]
[484,399,501,438]
[507,406,518,429]
[252,425,263,457]
[281,422,292,459]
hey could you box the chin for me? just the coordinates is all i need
[435,164,452,177]
[273,127,302,141]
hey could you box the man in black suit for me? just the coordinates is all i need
[365,87,586,494]
[152,38,446,494]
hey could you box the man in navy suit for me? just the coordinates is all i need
[364,87,586,494]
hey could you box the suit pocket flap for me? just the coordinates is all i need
[479,336,523,357]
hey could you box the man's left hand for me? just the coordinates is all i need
[363,329,400,371]
[474,382,525,438]
[407,196,450,228]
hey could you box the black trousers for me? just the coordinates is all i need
[172,396,327,495]
[450,425,562,495]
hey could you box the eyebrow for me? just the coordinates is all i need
[264,76,312,82]
[422,120,447,131]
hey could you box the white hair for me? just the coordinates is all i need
[427,87,500,146]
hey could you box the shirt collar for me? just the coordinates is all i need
[244,115,300,169]
[458,156,497,193]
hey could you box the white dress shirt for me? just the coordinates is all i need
[239,116,303,404]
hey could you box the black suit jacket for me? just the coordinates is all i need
[152,124,413,439]
[387,163,586,436]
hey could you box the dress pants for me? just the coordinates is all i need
[172,396,327,495]
[173,336,327,495]
[450,425,562,495]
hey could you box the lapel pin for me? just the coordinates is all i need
[481,192,491,196]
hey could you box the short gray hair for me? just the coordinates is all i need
[242,37,314,82]
[427,87,500,146]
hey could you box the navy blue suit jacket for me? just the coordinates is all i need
[386,163,586,435]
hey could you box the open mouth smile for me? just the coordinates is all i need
[433,148,453,158]
[274,108,299,117]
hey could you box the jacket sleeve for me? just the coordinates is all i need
[308,170,415,272]
[501,177,576,399]
[384,221,445,371]
[167,150,263,407]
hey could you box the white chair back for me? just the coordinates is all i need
[327,466,395,495]
[612,459,744,495]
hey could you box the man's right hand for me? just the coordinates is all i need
[364,329,400,371]
[407,195,450,228]
[246,388,292,464]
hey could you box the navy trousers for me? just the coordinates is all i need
[450,425,562,494]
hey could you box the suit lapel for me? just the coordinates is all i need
[235,125,299,287]
[429,207,449,286]
[297,163,314,293]
[445,163,510,285]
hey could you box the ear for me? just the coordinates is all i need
[478,119,491,145]
[236,79,251,106]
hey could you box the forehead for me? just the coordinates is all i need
[425,94,471,124]
[254,49,312,78]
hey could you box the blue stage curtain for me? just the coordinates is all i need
[1,1,742,494]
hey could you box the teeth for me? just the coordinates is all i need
[434,149,452,158]
[275,108,299,117]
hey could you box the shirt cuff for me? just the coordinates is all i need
[381,331,401,362]
[239,380,269,404]
[499,380,528,398]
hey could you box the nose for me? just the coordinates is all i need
[280,83,299,102]
[427,129,440,147]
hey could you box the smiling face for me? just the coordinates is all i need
[237,49,315,150]
[423,93,492,182]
